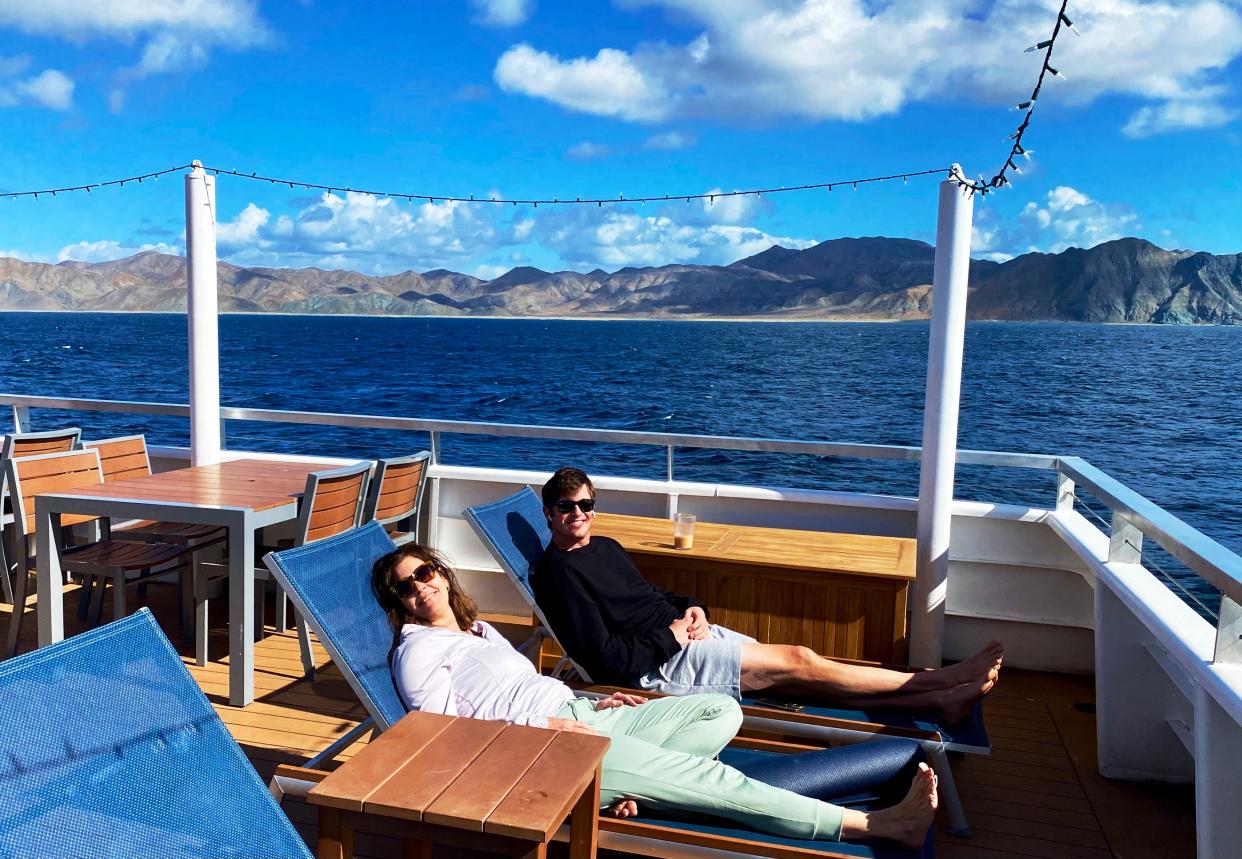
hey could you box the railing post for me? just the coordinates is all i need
[910,165,973,669]
[11,405,30,432]
[1056,470,1075,511]
[185,160,222,466]
[1109,511,1143,564]
[666,446,674,483]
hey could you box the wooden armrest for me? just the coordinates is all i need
[273,763,330,784]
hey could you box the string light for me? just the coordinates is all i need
[957,0,1077,197]
[0,164,192,200]
[1,7,1079,205]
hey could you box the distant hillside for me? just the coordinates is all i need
[1,236,1239,323]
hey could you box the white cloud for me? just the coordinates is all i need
[1122,88,1238,137]
[472,0,534,27]
[494,43,670,121]
[13,69,73,109]
[0,66,73,110]
[214,191,505,274]
[0,0,271,97]
[532,206,814,269]
[566,141,611,160]
[493,0,1242,136]
[0,0,269,44]
[57,239,179,263]
[699,188,756,225]
[972,185,1140,258]
[1018,186,1139,252]
[643,131,695,150]
[473,263,509,280]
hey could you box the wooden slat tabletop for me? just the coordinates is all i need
[594,512,916,580]
[44,459,322,511]
[309,711,609,842]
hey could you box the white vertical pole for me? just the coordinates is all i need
[910,164,974,669]
[184,160,222,467]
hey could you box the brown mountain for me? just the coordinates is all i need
[1,237,1239,323]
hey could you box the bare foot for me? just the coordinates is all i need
[938,640,1003,687]
[865,763,939,849]
[606,799,639,818]
[938,670,996,725]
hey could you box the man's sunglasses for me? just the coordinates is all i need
[390,562,445,598]
[554,498,596,515]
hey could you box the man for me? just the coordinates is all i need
[531,467,1002,722]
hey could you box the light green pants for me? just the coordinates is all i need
[558,694,845,841]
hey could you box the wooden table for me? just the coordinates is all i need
[593,512,916,663]
[309,710,609,859]
[34,458,321,706]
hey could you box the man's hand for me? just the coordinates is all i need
[669,616,692,647]
[546,717,599,735]
[683,606,710,640]
[594,691,647,710]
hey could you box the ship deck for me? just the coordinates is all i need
[3,580,1195,859]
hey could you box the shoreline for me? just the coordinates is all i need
[0,308,1233,327]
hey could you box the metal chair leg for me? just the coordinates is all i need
[295,613,315,680]
[89,579,108,626]
[0,526,12,604]
[77,575,95,620]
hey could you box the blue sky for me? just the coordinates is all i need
[1,0,1240,277]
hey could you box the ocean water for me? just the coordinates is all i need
[2,312,1238,614]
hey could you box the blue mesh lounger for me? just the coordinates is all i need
[0,609,311,859]
[464,487,981,836]
[263,522,934,858]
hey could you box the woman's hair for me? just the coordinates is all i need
[370,543,479,635]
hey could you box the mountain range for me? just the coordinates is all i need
[1,237,1240,324]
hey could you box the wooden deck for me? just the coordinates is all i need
[3,580,1195,858]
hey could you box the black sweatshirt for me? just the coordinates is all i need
[532,536,705,684]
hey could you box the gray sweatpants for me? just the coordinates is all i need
[558,694,846,841]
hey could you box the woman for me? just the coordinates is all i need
[372,543,937,849]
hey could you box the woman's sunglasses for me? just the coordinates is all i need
[554,498,596,514]
[390,561,444,598]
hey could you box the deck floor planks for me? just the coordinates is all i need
[0,582,1195,858]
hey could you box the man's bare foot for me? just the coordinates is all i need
[606,798,639,818]
[938,640,1003,688]
[863,763,939,849]
[938,670,997,725]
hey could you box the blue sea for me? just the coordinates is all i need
[2,312,1238,614]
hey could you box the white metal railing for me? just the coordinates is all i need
[4,392,1238,638]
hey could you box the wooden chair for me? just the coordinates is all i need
[1,428,82,604]
[82,435,227,665]
[360,451,430,546]
[3,449,190,658]
[257,460,372,679]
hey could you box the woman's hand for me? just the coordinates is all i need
[594,691,647,710]
[546,717,599,735]
[606,799,639,818]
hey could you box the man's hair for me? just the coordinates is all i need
[542,467,595,509]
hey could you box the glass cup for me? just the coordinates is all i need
[673,513,696,550]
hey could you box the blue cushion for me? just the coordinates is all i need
[741,696,989,754]
[265,521,406,729]
[0,610,311,859]
[631,741,933,858]
[463,487,550,596]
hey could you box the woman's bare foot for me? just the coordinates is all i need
[937,640,1003,688]
[938,669,997,725]
[849,763,938,849]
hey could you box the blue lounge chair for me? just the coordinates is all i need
[262,522,934,858]
[0,609,311,859]
[464,487,982,836]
